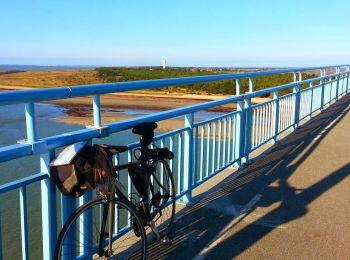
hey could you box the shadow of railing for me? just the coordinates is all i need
[145,93,350,259]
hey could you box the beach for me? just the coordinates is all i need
[0,83,271,131]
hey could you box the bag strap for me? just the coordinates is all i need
[93,145,117,194]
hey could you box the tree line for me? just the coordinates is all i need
[95,67,316,96]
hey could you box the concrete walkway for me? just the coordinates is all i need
[147,93,350,260]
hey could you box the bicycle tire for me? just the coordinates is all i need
[148,159,176,237]
[54,197,147,260]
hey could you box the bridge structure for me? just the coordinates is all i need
[0,65,349,259]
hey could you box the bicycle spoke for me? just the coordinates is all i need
[54,198,146,259]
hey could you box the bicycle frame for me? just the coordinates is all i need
[112,153,171,225]
[114,160,153,222]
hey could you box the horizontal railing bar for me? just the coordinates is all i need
[299,113,312,121]
[0,173,48,194]
[300,88,313,93]
[0,66,347,106]
[277,123,294,136]
[106,96,240,132]
[244,71,346,98]
[193,111,239,127]
[44,128,102,150]
[0,144,33,163]
[279,92,296,99]
[251,135,274,151]
[121,128,188,152]
[251,99,274,109]
[154,127,188,141]
[99,127,188,155]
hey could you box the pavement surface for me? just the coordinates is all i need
[147,93,350,260]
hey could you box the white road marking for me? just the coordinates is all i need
[193,194,262,260]
[244,213,286,229]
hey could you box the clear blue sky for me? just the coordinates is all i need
[1,0,349,67]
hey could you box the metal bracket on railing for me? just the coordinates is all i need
[86,125,110,138]
[17,140,48,155]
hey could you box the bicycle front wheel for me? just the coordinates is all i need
[54,197,147,260]
[149,159,176,237]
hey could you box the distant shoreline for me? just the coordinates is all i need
[0,84,270,128]
[0,68,270,130]
[0,64,97,71]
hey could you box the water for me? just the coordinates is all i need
[0,103,135,259]
[0,102,225,259]
[0,64,96,71]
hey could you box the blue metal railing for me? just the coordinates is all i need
[0,65,349,259]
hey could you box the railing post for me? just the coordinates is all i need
[243,97,252,163]
[248,77,254,92]
[40,151,57,260]
[329,75,333,102]
[293,83,301,130]
[335,74,340,100]
[20,187,29,260]
[235,97,252,164]
[272,91,279,143]
[79,191,93,256]
[61,196,76,257]
[347,71,350,93]
[233,78,242,168]
[309,81,314,119]
[181,113,194,205]
[61,159,77,259]
[25,102,37,142]
[93,95,102,127]
[235,79,240,96]
[234,100,244,168]
[320,76,325,110]
[342,71,346,95]
[293,72,297,83]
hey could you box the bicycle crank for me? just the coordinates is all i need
[148,220,161,240]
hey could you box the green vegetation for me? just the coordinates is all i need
[95,67,317,96]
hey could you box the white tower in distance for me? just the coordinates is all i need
[162,59,166,69]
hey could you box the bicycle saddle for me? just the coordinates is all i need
[132,122,158,148]
[132,122,157,136]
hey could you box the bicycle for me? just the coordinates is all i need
[54,122,176,259]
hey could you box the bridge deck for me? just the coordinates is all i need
[147,93,350,259]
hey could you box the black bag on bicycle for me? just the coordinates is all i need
[51,142,116,198]
[50,142,95,197]
[128,163,148,198]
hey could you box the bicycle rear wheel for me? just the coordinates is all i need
[149,159,176,237]
[54,197,147,260]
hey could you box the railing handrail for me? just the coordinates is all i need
[0,65,348,106]
[244,71,346,98]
